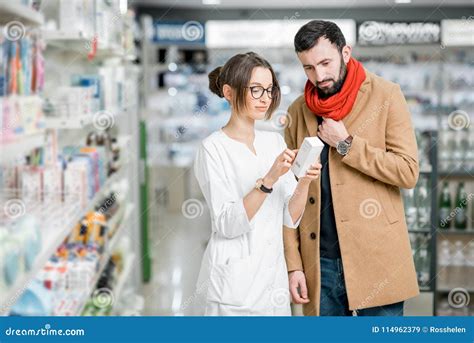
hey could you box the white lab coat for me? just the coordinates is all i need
[191,129,302,316]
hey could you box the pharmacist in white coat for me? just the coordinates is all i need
[192,52,321,316]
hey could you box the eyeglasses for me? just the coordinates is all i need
[246,86,278,99]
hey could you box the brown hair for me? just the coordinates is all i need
[208,52,280,120]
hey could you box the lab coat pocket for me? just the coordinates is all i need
[207,256,254,307]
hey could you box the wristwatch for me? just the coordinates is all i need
[255,178,273,194]
[336,135,353,156]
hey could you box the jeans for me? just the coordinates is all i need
[319,257,404,316]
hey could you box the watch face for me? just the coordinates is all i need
[337,141,349,155]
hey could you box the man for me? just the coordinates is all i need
[284,20,420,316]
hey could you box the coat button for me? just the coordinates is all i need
[309,197,315,204]
[310,232,316,240]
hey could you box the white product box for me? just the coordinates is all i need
[291,136,324,178]
[63,161,88,208]
[20,167,42,204]
[42,166,62,203]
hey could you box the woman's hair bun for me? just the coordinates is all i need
[208,66,223,98]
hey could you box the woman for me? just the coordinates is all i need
[193,52,321,316]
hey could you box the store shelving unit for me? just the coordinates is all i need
[44,115,93,129]
[74,204,134,316]
[0,194,82,315]
[0,1,142,317]
[0,162,130,316]
[111,253,136,314]
[0,2,43,26]
[0,131,46,162]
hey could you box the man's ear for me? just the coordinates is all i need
[222,84,233,102]
[341,45,352,64]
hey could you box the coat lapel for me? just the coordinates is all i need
[302,101,318,137]
[342,69,372,132]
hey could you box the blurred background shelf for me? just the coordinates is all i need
[0,131,45,163]
[0,2,43,26]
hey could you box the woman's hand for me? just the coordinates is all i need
[263,149,298,187]
[298,163,322,184]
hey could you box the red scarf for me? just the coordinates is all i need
[304,57,366,121]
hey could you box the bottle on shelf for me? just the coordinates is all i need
[413,235,430,287]
[454,182,468,230]
[403,188,417,229]
[450,241,466,289]
[416,177,430,229]
[437,240,451,290]
[439,181,452,229]
[466,241,474,288]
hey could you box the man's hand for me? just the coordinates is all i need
[289,270,310,304]
[317,118,349,147]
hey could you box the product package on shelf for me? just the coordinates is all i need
[0,31,45,141]
[94,0,123,51]
[71,74,102,113]
[58,0,95,39]
[45,86,94,118]
[0,30,44,97]
[0,95,45,142]
[8,189,128,316]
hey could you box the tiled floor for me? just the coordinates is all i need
[142,201,210,316]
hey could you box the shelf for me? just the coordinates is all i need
[75,204,133,316]
[436,288,474,293]
[0,3,44,26]
[44,115,93,129]
[438,170,474,178]
[43,31,126,61]
[43,105,126,130]
[419,166,433,174]
[0,166,128,315]
[82,168,127,214]
[0,131,45,163]
[43,31,92,51]
[108,204,134,252]
[111,253,136,315]
[437,229,474,235]
[408,228,432,234]
[0,197,82,315]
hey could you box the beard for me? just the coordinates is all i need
[316,57,347,99]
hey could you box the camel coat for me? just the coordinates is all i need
[283,70,420,316]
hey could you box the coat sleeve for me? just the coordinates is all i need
[342,84,419,189]
[194,143,256,239]
[283,103,304,272]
